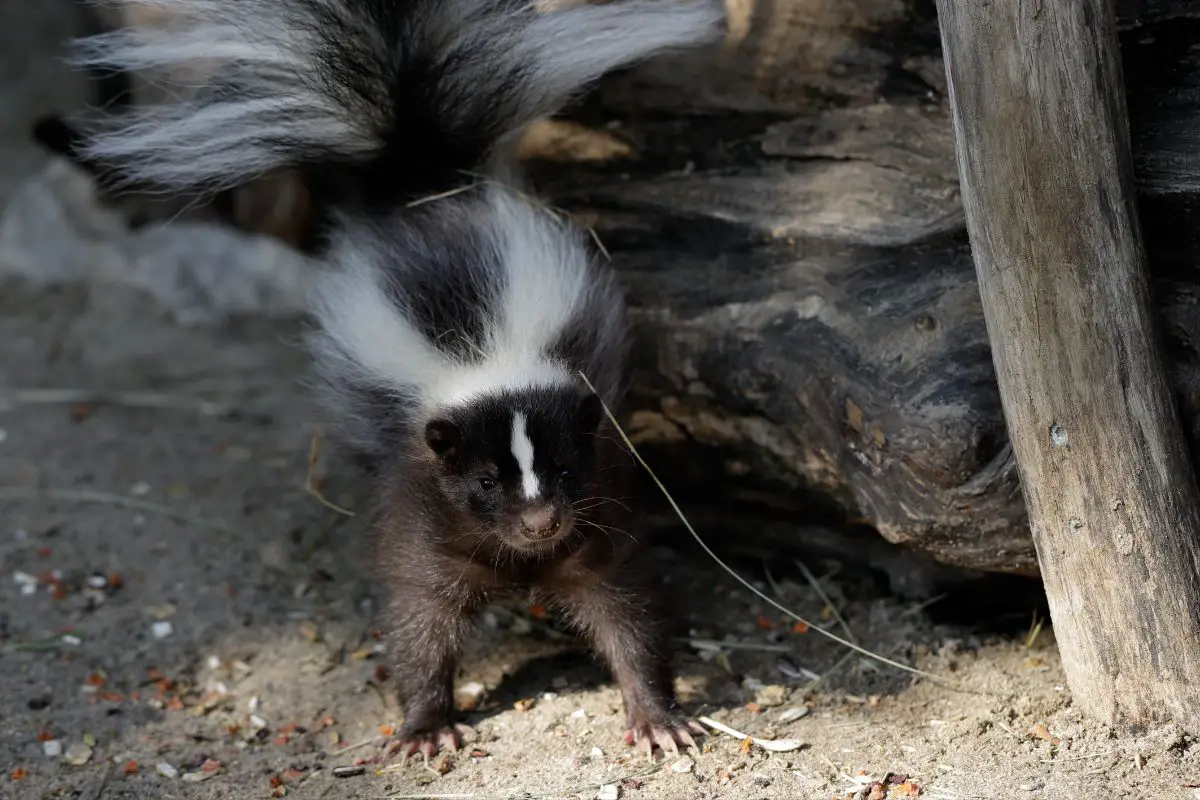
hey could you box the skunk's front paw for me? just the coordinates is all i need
[623,713,705,757]
[388,722,474,761]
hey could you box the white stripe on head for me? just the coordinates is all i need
[510,411,540,500]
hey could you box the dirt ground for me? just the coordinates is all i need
[4,282,1200,800]
[4,4,1200,800]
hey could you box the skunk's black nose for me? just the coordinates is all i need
[520,506,561,539]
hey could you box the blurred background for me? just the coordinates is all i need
[1,2,1198,798]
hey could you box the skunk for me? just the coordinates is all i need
[71,0,724,757]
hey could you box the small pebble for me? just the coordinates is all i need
[61,635,81,646]
[149,603,177,620]
[151,621,174,640]
[64,743,93,766]
[754,685,788,707]
[259,541,289,572]
[156,762,179,779]
[248,696,260,712]
[670,756,695,773]
[456,681,486,709]
[0,428,8,443]
[778,707,810,724]
[741,677,765,692]
[597,784,619,800]
[129,482,151,496]
[571,708,587,719]
[85,575,108,589]
[42,740,63,758]
[541,692,558,701]
[222,445,253,461]
[333,765,366,778]
[590,747,604,759]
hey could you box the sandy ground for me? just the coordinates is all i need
[4,4,1200,800]
[3,291,1200,800]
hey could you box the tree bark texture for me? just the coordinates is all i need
[512,0,1200,580]
[58,0,1200,581]
[933,0,1200,729]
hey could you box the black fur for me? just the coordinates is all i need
[373,199,504,362]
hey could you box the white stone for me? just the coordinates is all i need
[0,160,316,327]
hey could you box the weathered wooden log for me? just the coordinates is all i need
[509,2,1200,579]
[934,0,1200,731]
[40,0,1200,579]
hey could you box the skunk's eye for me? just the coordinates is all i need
[478,477,498,491]
[559,469,572,482]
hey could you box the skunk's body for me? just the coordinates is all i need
[73,0,723,758]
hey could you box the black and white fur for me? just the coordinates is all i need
[71,0,724,758]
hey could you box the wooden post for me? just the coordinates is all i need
[934,0,1200,729]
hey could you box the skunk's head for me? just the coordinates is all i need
[423,387,606,553]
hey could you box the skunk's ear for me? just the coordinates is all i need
[425,419,462,460]
[576,393,605,442]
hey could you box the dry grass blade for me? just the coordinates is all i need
[0,486,232,531]
[577,371,994,695]
[926,790,990,800]
[1040,749,1113,764]
[1025,609,1045,649]
[795,559,857,645]
[697,715,805,752]
[405,184,477,208]
[584,225,612,260]
[305,428,356,517]
[899,592,948,619]
[331,736,381,757]
[800,651,855,695]
[454,169,611,260]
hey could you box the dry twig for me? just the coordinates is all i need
[305,428,356,517]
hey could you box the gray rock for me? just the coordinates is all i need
[0,160,316,326]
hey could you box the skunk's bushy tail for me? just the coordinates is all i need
[71,0,724,200]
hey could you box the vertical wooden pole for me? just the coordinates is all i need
[934,0,1200,729]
